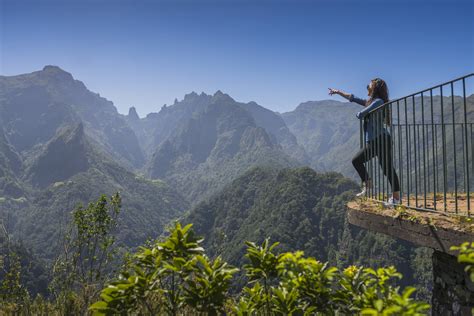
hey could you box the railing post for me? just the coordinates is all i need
[421,92,427,207]
[440,86,448,212]
[462,78,470,214]
[397,100,403,204]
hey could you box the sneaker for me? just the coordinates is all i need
[355,186,367,198]
[385,196,400,207]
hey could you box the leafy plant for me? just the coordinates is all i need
[90,222,430,315]
[0,250,29,306]
[0,223,30,313]
[243,239,280,315]
[182,255,238,315]
[451,242,474,282]
[90,222,238,315]
[50,193,122,315]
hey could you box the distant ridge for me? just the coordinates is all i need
[0,65,145,168]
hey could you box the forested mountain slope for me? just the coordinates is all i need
[184,166,432,294]
[1,123,189,260]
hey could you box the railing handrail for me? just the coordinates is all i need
[367,73,474,115]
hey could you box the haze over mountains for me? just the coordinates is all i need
[0,66,358,251]
[2,65,471,231]
[0,66,446,298]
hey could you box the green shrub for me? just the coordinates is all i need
[49,193,122,315]
[91,223,430,315]
[451,242,474,282]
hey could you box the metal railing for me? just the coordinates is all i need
[361,73,474,217]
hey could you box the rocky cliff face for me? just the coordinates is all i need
[0,128,23,198]
[0,65,145,168]
[147,91,297,202]
[6,120,189,260]
[25,123,89,188]
[126,90,309,164]
[239,101,309,163]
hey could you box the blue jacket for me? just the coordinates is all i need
[349,94,389,143]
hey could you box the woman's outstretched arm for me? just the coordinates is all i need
[328,88,367,106]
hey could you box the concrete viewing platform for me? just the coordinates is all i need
[347,197,474,315]
[347,198,474,256]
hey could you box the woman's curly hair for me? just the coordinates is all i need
[367,78,391,125]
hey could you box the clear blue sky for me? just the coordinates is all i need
[1,0,473,115]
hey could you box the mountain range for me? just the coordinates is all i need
[0,66,316,259]
[0,66,442,299]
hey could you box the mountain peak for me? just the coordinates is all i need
[247,101,259,107]
[128,107,140,120]
[184,91,199,100]
[183,91,212,103]
[212,90,234,103]
[42,65,64,72]
[40,65,74,81]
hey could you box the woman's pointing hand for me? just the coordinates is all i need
[328,88,339,96]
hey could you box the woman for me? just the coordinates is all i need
[328,78,400,205]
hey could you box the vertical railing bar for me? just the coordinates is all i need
[369,110,373,200]
[380,109,383,201]
[380,110,384,201]
[407,106,413,206]
[412,95,418,207]
[377,109,380,201]
[462,78,470,215]
[390,103,395,204]
[451,82,458,214]
[471,124,474,200]
[367,112,371,199]
[371,112,374,200]
[426,122,430,201]
[374,109,378,201]
[374,110,383,201]
[430,130,433,199]
[462,121,467,209]
[397,100,403,205]
[408,116,411,206]
[421,92,427,207]
[404,98,410,206]
[435,123,439,201]
[416,124,420,202]
[360,119,365,199]
[440,86,447,212]
[384,108,388,201]
[431,89,437,211]
[417,124,421,204]
[385,108,388,201]
[368,119,371,200]
[382,109,387,201]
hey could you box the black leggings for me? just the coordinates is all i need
[352,133,400,192]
